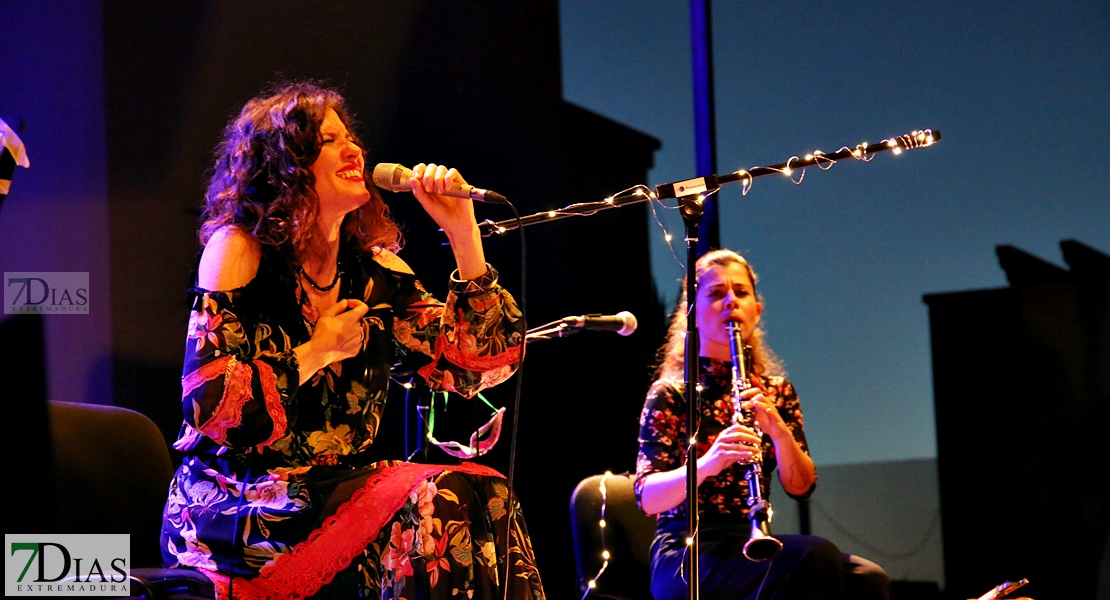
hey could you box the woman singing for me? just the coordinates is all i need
[159,80,544,600]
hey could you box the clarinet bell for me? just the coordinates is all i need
[742,499,783,562]
[743,527,783,562]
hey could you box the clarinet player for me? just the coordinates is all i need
[634,249,890,600]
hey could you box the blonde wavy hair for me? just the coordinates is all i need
[654,249,784,381]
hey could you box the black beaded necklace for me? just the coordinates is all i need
[298,258,342,293]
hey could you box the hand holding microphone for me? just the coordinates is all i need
[372,162,506,203]
[375,163,493,280]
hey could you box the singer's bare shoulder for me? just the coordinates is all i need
[369,246,415,275]
[197,226,261,291]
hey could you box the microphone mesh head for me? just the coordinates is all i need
[371,163,410,192]
[617,310,638,336]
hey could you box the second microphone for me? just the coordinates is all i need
[560,311,638,336]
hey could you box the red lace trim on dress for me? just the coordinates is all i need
[198,461,503,600]
[181,355,231,397]
[252,360,288,448]
[196,357,252,444]
[417,335,522,392]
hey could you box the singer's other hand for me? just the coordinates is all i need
[295,299,369,382]
[409,163,478,236]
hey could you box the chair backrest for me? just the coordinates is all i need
[569,472,657,600]
[47,400,175,569]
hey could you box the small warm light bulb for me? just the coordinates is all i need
[887,139,897,147]
[804,154,814,161]
[402,381,413,389]
[782,167,793,177]
[588,580,597,589]
[605,196,615,203]
[892,147,903,155]
[604,471,613,477]
[547,211,556,218]
[602,551,611,560]
[852,149,862,158]
[664,233,673,242]
[685,537,694,546]
[497,226,506,234]
[599,519,607,528]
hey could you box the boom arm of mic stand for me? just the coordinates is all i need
[657,128,941,199]
[477,128,940,237]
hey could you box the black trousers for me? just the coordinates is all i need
[650,531,890,600]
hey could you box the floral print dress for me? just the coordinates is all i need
[634,358,813,536]
[160,245,544,600]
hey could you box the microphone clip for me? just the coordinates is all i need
[524,320,580,341]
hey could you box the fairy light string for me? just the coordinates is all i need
[581,471,612,600]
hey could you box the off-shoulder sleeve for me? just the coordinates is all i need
[391,264,525,398]
[175,289,299,451]
[633,379,685,510]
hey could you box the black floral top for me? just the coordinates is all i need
[162,243,526,580]
[634,358,814,535]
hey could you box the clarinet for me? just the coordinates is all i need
[726,321,783,562]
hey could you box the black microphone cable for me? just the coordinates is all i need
[498,195,526,600]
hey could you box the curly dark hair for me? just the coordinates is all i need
[655,249,784,381]
[199,80,402,265]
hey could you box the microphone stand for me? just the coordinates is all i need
[677,193,704,598]
[469,127,941,600]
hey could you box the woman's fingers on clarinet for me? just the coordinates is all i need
[723,426,760,444]
[739,386,758,398]
[722,423,755,437]
[721,448,759,464]
[741,396,767,411]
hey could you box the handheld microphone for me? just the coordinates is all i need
[560,311,638,336]
[372,163,507,203]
